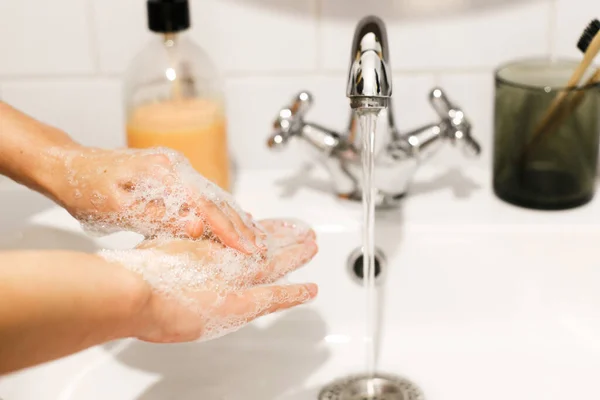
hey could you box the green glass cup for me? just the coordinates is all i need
[493,57,600,210]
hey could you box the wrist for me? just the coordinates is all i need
[92,253,153,340]
[0,102,81,197]
[0,250,153,370]
[33,141,85,204]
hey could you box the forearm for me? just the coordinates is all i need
[0,101,80,196]
[0,251,148,375]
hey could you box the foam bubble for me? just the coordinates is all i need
[56,146,317,341]
[98,218,316,341]
[55,146,254,242]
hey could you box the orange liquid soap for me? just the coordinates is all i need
[126,98,230,191]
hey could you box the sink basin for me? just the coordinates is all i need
[1,166,600,400]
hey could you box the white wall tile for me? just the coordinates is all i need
[90,0,150,74]
[436,72,495,167]
[0,0,583,171]
[553,0,598,59]
[320,0,552,71]
[391,73,438,131]
[225,75,337,170]
[92,0,318,75]
[319,1,392,72]
[191,0,318,73]
[225,73,438,169]
[1,79,126,149]
[0,0,95,75]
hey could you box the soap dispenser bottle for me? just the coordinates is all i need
[123,0,231,191]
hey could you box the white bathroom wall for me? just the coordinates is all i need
[0,0,596,170]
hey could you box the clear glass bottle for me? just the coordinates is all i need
[123,0,230,191]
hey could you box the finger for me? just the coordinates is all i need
[222,204,264,251]
[148,181,207,239]
[185,218,206,239]
[170,183,229,242]
[169,174,260,251]
[196,198,256,254]
[135,237,215,259]
[249,216,269,246]
[218,283,318,323]
[252,241,318,285]
[258,219,316,240]
[245,212,269,242]
[178,193,207,239]
[257,219,316,248]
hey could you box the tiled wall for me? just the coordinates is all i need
[0,0,595,170]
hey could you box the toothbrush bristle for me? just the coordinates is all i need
[577,18,600,53]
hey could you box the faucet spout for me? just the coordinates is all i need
[346,16,392,110]
[266,15,482,207]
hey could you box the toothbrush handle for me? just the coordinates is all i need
[564,69,600,115]
[529,68,600,150]
[521,33,600,159]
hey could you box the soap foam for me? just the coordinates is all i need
[57,146,317,341]
[99,218,316,341]
[58,146,253,244]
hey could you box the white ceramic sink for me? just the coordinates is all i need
[1,165,600,400]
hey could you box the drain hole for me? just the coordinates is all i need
[318,373,424,400]
[353,254,382,280]
[347,247,386,285]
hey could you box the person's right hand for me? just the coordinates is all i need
[102,218,318,343]
[48,145,264,255]
[0,101,262,254]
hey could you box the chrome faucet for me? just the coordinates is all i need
[346,16,392,111]
[267,15,482,208]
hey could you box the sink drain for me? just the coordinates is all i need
[347,247,387,285]
[318,373,424,400]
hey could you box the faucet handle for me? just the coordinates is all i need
[428,87,481,158]
[429,87,461,121]
[267,91,313,150]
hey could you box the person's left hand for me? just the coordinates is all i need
[48,146,265,255]
[102,218,318,343]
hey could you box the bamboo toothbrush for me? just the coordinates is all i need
[539,20,600,138]
[520,19,600,160]
[547,70,600,128]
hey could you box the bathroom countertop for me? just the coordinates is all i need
[3,164,600,232]
[231,164,600,231]
[2,164,600,400]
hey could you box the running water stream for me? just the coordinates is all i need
[358,109,380,383]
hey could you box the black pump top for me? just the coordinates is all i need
[147,0,190,33]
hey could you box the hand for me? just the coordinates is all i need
[50,146,264,254]
[103,218,318,343]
